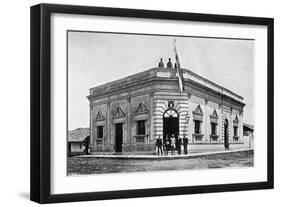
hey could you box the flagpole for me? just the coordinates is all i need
[173,38,183,93]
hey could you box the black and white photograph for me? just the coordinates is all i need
[28,3,273,203]
[0,0,278,206]
[67,31,255,175]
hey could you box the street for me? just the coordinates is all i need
[67,150,254,175]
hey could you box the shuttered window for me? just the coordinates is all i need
[137,120,146,135]
[194,120,201,134]
[97,126,103,138]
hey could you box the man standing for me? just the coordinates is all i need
[156,135,163,156]
[165,135,170,155]
[177,137,182,155]
[170,134,176,155]
[183,135,189,155]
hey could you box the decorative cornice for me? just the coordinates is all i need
[87,67,245,106]
[193,104,203,115]
[112,105,125,118]
[233,115,239,123]
[134,103,149,114]
[210,109,218,119]
[95,111,105,121]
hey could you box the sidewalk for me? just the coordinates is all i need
[76,148,253,160]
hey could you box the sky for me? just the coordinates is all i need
[68,31,254,130]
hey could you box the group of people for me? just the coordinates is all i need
[156,134,189,156]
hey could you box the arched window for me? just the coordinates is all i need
[163,108,179,118]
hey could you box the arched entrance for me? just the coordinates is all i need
[163,108,179,145]
[224,119,229,149]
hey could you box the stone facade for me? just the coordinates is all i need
[87,66,245,154]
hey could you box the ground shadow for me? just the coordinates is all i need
[18,192,29,200]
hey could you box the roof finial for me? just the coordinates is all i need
[158,58,164,68]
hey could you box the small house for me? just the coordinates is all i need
[243,124,254,148]
[68,128,90,156]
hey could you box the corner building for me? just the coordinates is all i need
[87,65,245,154]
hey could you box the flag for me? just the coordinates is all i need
[174,39,184,93]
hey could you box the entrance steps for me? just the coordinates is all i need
[165,151,181,156]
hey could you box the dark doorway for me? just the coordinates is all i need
[115,123,123,152]
[68,143,71,156]
[224,119,229,149]
[163,109,179,144]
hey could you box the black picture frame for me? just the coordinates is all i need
[30,3,274,204]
